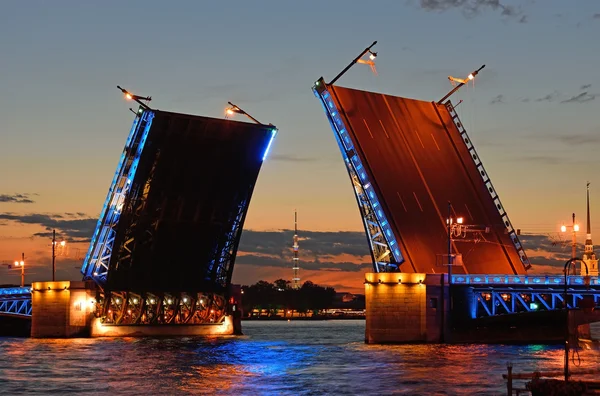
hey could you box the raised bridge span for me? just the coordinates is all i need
[313,80,530,275]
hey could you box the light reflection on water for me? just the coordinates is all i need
[1,320,600,395]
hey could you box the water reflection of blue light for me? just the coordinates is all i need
[2,321,600,394]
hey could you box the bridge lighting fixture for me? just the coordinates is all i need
[561,213,581,262]
[262,129,277,161]
[457,217,464,224]
[117,85,152,110]
[438,64,486,105]
[225,101,262,125]
[328,40,378,85]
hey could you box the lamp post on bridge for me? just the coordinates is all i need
[446,202,465,283]
[563,257,589,383]
[51,230,66,282]
[14,253,25,287]
[561,213,580,274]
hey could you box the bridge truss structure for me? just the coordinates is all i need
[0,287,32,318]
[312,77,530,275]
[79,105,276,326]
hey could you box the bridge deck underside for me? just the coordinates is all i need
[330,86,525,275]
[107,112,274,293]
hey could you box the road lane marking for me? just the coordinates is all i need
[431,134,441,151]
[396,192,408,212]
[413,192,423,212]
[414,129,425,148]
[379,120,390,138]
[363,119,374,139]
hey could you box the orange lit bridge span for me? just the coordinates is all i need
[313,80,530,275]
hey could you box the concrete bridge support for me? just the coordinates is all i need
[31,281,96,338]
[365,273,448,343]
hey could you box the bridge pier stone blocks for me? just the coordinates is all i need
[365,273,448,343]
[31,281,97,338]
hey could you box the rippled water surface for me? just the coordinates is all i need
[2,320,600,395]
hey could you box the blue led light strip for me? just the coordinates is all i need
[0,298,32,317]
[80,111,155,285]
[444,101,531,271]
[314,84,403,272]
[262,129,277,161]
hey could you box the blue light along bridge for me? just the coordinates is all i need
[0,287,32,318]
[2,276,600,321]
[452,274,600,318]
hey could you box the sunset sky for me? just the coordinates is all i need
[1,1,599,293]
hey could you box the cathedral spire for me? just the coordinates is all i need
[587,182,592,241]
[583,182,598,276]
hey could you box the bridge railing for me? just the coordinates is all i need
[451,274,599,287]
[0,286,32,317]
[0,286,32,297]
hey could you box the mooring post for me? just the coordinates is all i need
[506,362,513,395]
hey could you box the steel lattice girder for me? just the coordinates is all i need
[0,298,32,317]
[470,287,600,318]
[313,79,402,273]
[98,291,227,325]
[81,111,155,284]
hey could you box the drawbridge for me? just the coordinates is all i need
[312,59,529,275]
[77,97,276,326]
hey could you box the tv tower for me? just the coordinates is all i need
[292,210,301,289]
[583,182,598,276]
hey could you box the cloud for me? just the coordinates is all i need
[418,0,526,21]
[0,212,97,242]
[489,94,505,105]
[560,92,596,104]
[581,84,592,90]
[237,229,372,273]
[0,193,36,204]
[516,155,566,165]
[535,91,560,102]
[594,13,600,19]
[556,134,600,145]
[270,154,320,163]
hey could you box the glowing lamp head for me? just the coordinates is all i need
[60,241,66,247]
[14,261,19,267]
[468,74,474,80]
[369,51,377,61]
[561,225,567,232]
[574,224,580,232]
[226,108,235,116]
[20,261,24,266]
[457,217,464,224]
[125,93,133,100]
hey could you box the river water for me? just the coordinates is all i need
[1,320,600,395]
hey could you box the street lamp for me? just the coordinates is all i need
[117,85,152,111]
[437,64,486,105]
[225,102,263,125]
[51,229,66,282]
[13,253,25,287]
[561,213,580,274]
[328,41,378,86]
[446,202,465,282]
[563,257,589,382]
